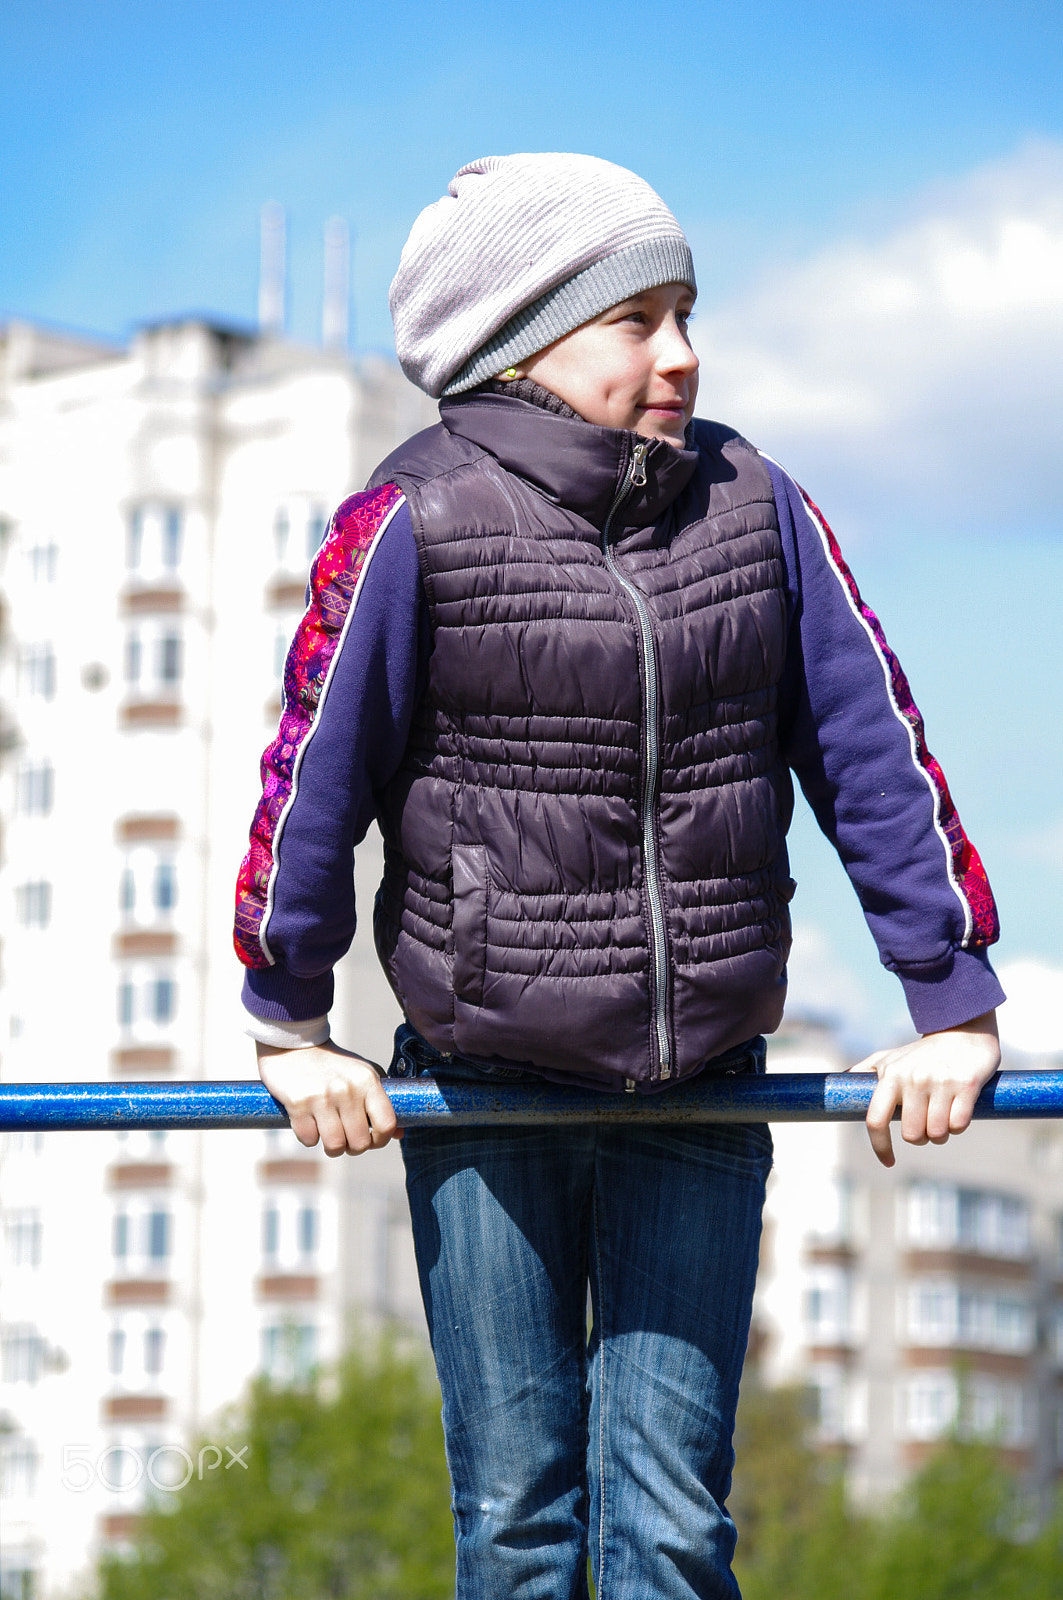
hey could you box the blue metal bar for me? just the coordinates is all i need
[0,1072,1061,1132]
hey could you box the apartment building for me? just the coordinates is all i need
[757,1019,1063,1504]
[0,315,434,1598]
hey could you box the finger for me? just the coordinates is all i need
[314,1100,351,1158]
[925,1085,956,1144]
[287,1110,321,1149]
[364,1078,399,1143]
[899,1084,931,1148]
[849,1049,889,1077]
[948,1082,983,1137]
[337,1095,373,1156]
[865,1078,899,1167]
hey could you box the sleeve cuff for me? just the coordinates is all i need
[897,946,1006,1035]
[244,1012,331,1048]
[241,965,335,1023]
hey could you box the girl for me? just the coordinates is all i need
[235,153,1003,1599]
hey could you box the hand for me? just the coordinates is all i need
[256,1039,401,1157]
[857,1010,1000,1168]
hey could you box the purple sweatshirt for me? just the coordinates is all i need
[235,449,1003,1048]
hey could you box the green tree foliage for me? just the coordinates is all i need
[94,1354,1063,1600]
[731,1381,1063,1600]
[96,1338,454,1600]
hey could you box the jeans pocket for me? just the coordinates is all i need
[451,843,489,1008]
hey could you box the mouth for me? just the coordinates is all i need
[639,398,688,417]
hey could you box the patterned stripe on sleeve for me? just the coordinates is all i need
[233,483,405,969]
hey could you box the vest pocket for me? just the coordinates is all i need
[451,843,489,1008]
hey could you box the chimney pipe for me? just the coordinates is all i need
[258,202,286,336]
[322,216,350,352]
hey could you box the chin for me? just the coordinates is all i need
[648,424,688,447]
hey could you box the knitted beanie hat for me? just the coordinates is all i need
[390,153,696,399]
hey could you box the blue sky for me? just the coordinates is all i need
[3,0,1062,1048]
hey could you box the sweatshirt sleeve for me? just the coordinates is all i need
[234,485,429,1028]
[764,457,1005,1034]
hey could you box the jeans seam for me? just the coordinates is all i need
[592,1188,607,1598]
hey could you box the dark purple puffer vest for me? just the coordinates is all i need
[369,394,795,1091]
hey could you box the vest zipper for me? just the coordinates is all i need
[601,439,672,1082]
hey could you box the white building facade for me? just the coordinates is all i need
[0,318,434,1598]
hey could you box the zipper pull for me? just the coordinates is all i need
[630,441,649,488]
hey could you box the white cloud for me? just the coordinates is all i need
[1009,815,1063,865]
[996,959,1063,1058]
[692,141,1063,536]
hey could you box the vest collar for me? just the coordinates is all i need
[438,391,699,534]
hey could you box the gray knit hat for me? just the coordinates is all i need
[390,153,696,398]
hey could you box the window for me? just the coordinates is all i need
[262,1323,316,1384]
[157,631,182,685]
[262,1193,323,1269]
[144,1326,166,1376]
[118,851,178,923]
[965,1376,1035,1447]
[119,868,136,915]
[298,1205,318,1257]
[162,508,182,569]
[808,1364,863,1444]
[147,1210,170,1262]
[0,1324,45,1385]
[904,1182,1030,1259]
[116,966,177,1029]
[125,629,142,685]
[1051,1307,1063,1367]
[4,1210,42,1269]
[957,1191,1029,1257]
[15,882,51,928]
[27,543,57,583]
[905,1281,1035,1354]
[151,978,176,1024]
[20,644,56,700]
[108,1327,126,1375]
[0,1439,39,1498]
[15,760,53,816]
[113,1212,130,1261]
[127,507,144,569]
[901,1371,957,1441]
[804,1266,853,1345]
[127,503,185,576]
[153,860,176,912]
[117,981,135,1028]
[113,1207,173,1276]
[0,1568,38,1600]
[274,508,290,565]
[306,509,328,559]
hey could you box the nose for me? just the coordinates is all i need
[657,315,699,376]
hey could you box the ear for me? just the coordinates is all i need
[497,366,523,381]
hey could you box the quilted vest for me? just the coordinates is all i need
[369,394,795,1090]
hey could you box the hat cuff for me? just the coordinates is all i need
[442,236,697,396]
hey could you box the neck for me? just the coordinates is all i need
[478,377,581,420]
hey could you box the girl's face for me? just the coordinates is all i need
[515,282,699,447]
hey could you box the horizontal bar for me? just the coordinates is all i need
[0,1072,1061,1132]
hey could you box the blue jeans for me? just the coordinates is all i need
[391,1026,772,1600]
